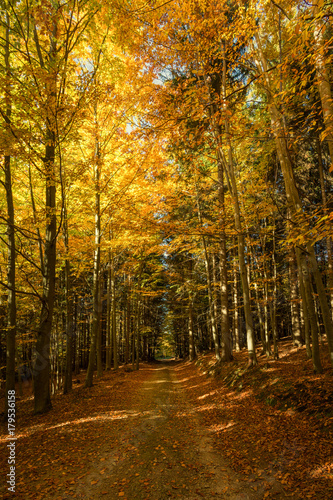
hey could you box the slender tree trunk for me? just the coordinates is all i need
[28,163,44,274]
[298,272,312,358]
[313,8,333,163]
[188,258,196,361]
[4,9,16,419]
[212,253,220,344]
[269,237,278,360]
[201,53,247,361]
[205,43,256,365]
[296,249,322,373]
[222,41,256,365]
[132,307,135,369]
[188,296,195,361]
[85,104,101,388]
[111,257,118,370]
[63,203,73,394]
[96,270,103,378]
[263,258,272,357]
[106,260,112,370]
[135,298,140,370]
[195,187,220,361]
[74,296,80,374]
[232,239,240,351]
[125,276,131,365]
[307,242,333,362]
[316,137,333,320]
[254,281,265,355]
[289,248,302,347]
[50,332,55,396]
[217,160,232,361]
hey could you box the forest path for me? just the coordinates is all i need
[1,359,297,500]
[70,361,283,500]
[1,347,330,499]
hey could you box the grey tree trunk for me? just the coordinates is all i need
[135,299,140,370]
[232,239,240,352]
[218,135,256,365]
[262,242,272,357]
[106,260,112,370]
[195,186,220,361]
[63,256,73,393]
[96,271,103,378]
[298,271,312,358]
[85,116,101,387]
[217,160,232,361]
[111,258,118,370]
[289,248,302,347]
[188,259,196,361]
[269,228,278,360]
[296,249,322,373]
[63,200,73,394]
[188,296,195,361]
[205,45,256,365]
[125,276,131,365]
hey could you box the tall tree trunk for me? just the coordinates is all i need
[313,8,333,163]
[106,260,112,370]
[210,47,256,365]
[188,259,196,361]
[85,105,101,388]
[74,296,80,374]
[63,202,73,394]
[232,239,240,352]
[135,297,140,370]
[4,10,16,419]
[224,159,256,365]
[307,242,333,362]
[222,40,256,365]
[33,24,57,413]
[298,271,312,359]
[254,30,332,369]
[135,263,144,370]
[296,249,322,372]
[132,310,135,369]
[254,281,266,356]
[111,257,118,370]
[217,160,232,361]
[270,225,278,360]
[316,137,333,320]
[188,295,195,361]
[195,186,220,361]
[289,248,302,347]
[262,235,272,357]
[96,270,103,378]
[125,276,131,365]
[28,163,44,274]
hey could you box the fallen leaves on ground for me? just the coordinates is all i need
[183,338,333,499]
[0,339,332,499]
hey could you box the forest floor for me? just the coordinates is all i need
[0,338,333,499]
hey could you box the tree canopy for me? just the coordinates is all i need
[1,0,333,413]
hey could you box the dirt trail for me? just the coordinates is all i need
[67,361,285,500]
